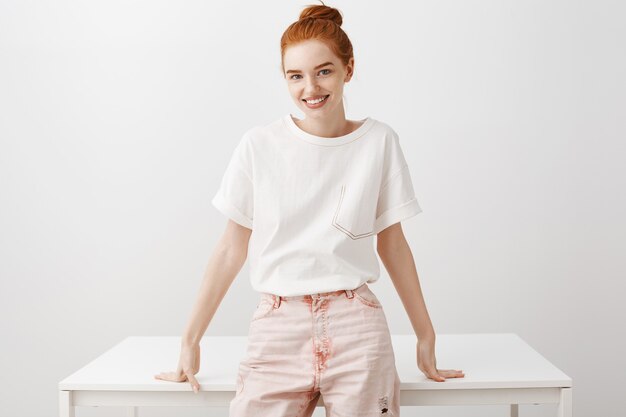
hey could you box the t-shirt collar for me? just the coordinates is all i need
[283,113,375,146]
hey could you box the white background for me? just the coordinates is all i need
[1,1,624,416]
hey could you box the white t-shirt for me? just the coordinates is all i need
[211,113,422,296]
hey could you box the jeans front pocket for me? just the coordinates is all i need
[250,297,275,322]
[353,285,383,309]
[332,184,376,239]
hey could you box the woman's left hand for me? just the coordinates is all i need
[417,338,465,382]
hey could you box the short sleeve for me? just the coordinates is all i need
[211,132,254,229]
[373,130,422,234]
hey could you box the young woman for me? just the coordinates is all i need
[155,2,464,416]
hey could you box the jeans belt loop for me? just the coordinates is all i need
[273,295,282,308]
[345,289,354,299]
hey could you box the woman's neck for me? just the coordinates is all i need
[293,113,362,138]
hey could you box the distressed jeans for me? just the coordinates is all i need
[229,282,401,417]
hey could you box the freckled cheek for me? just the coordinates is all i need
[326,81,342,93]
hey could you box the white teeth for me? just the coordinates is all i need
[306,95,327,104]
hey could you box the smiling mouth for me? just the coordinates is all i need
[303,95,329,104]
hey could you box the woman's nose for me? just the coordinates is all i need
[305,78,320,92]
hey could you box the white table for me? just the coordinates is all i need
[58,333,573,416]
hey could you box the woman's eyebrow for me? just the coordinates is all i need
[286,62,334,74]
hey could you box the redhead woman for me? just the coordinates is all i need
[155,2,464,416]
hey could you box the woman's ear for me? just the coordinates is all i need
[345,58,355,82]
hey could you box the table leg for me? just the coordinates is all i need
[510,403,519,417]
[124,407,138,417]
[59,391,74,417]
[558,387,573,417]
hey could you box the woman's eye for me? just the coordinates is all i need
[289,69,331,80]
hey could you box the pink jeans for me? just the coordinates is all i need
[229,283,401,417]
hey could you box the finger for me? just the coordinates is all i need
[427,369,446,381]
[155,371,185,382]
[154,371,173,380]
[185,371,201,393]
[439,369,465,377]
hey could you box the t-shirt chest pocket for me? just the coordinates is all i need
[332,183,377,239]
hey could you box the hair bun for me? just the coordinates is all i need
[299,3,343,27]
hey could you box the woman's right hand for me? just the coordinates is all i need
[154,342,201,393]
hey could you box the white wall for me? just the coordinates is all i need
[1,0,624,416]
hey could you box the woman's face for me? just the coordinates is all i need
[283,39,353,120]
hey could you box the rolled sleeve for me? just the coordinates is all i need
[373,131,422,234]
[211,132,254,229]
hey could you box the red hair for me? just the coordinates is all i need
[280,1,354,76]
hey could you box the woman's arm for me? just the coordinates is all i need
[377,222,465,381]
[376,222,435,342]
[182,219,252,346]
